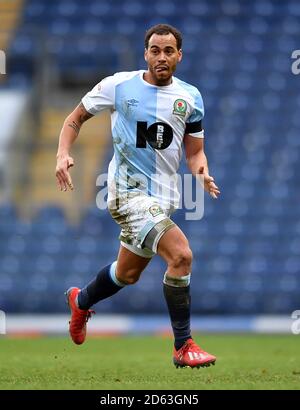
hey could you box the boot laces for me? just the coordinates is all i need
[71,309,95,328]
[85,310,95,322]
[182,339,203,354]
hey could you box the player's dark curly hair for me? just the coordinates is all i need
[145,24,182,50]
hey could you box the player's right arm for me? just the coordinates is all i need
[56,73,118,191]
[55,102,93,191]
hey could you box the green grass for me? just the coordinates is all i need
[0,334,299,390]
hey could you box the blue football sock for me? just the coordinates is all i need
[77,261,125,310]
[163,279,192,351]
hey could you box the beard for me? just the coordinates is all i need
[150,66,174,86]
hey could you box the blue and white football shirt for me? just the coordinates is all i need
[82,70,204,209]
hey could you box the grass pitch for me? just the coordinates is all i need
[0,334,299,390]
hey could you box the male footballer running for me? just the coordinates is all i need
[56,24,220,368]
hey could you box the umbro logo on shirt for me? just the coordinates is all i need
[127,99,139,107]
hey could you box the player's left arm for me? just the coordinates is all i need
[184,135,220,199]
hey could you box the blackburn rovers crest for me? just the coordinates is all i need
[173,99,187,117]
[149,204,164,217]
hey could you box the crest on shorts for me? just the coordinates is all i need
[149,204,164,217]
[173,99,187,116]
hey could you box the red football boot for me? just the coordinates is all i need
[65,287,94,345]
[173,338,216,368]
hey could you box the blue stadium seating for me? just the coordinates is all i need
[1,0,299,314]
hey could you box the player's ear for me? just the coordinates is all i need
[178,49,183,63]
[144,48,148,62]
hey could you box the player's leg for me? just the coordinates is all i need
[77,244,151,309]
[66,245,151,345]
[154,225,216,368]
[157,224,192,277]
[66,192,157,345]
[115,244,152,284]
[155,225,192,350]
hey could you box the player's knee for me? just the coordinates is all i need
[117,269,140,285]
[169,247,193,270]
[122,276,139,285]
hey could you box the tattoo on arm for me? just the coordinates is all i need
[67,121,80,135]
[65,103,93,136]
[78,102,93,124]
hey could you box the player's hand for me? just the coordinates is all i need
[198,166,220,199]
[55,154,74,191]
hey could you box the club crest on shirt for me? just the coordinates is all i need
[149,204,164,217]
[173,99,187,117]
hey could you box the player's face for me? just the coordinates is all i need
[144,33,182,86]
